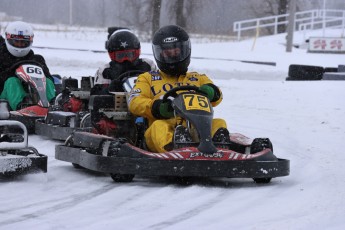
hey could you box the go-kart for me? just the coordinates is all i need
[55,84,290,183]
[0,102,47,177]
[2,60,58,133]
[35,70,138,141]
[35,76,93,141]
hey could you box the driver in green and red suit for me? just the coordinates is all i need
[0,21,55,112]
[128,25,229,153]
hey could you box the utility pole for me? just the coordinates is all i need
[286,0,296,52]
[322,0,327,37]
[69,0,73,25]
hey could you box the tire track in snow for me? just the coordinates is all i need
[0,184,116,226]
[148,189,228,230]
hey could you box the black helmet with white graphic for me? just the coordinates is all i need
[106,29,141,63]
[152,25,191,76]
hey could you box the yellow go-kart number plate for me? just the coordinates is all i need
[182,94,211,113]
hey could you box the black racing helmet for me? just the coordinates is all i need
[152,25,191,76]
[106,29,141,63]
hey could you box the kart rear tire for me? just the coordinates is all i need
[65,136,84,169]
[72,163,83,169]
[80,113,91,128]
[110,173,134,182]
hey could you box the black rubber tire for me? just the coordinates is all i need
[80,113,91,128]
[253,178,272,183]
[65,136,84,169]
[250,138,273,184]
[72,163,83,169]
[110,174,135,182]
[287,64,324,81]
[324,67,338,73]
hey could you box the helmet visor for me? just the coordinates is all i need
[153,40,191,64]
[6,33,33,48]
[109,49,140,63]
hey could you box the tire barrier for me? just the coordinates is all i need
[286,64,324,81]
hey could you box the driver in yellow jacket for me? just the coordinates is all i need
[128,25,229,153]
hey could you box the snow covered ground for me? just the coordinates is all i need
[1,25,345,230]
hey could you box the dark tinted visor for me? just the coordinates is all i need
[153,40,191,63]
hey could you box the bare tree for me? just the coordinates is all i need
[277,0,288,33]
[175,0,186,28]
[244,0,288,34]
[244,0,322,35]
[163,0,200,31]
[151,0,162,39]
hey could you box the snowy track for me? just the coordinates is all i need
[1,28,345,229]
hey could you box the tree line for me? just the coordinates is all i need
[1,0,343,39]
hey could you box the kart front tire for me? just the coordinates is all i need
[250,138,273,183]
[250,138,273,154]
[253,178,272,183]
[110,173,134,182]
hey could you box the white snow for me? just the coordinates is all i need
[1,26,345,230]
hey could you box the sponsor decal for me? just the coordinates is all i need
[151,82,192,96]
[150,70,160,75]
[189,152,223,158]
[127,94,137,104]
[163,37,178,43]
[189,76,198,81]
[151,75,162,81]
[132,88,141,93]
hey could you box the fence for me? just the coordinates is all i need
[233,9,345,40]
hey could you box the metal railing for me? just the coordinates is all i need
[233,9,345,40]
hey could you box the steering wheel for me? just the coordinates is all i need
[118,70,146,84]
[109,70,146,93]
[162,85,207,102]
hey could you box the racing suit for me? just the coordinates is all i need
[0,37,55,110]
[128,70,227,153]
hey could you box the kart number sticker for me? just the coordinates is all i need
[183,94,211,112]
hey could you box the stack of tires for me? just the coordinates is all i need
[286,64,324,81]
[323,65,345,80]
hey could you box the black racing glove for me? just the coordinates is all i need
[151,99,174,119]
[108,78,124,92]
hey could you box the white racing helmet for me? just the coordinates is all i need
[5,21,34,57]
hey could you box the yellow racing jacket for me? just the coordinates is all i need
[128,70,223,126]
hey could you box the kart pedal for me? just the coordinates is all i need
[174,125,192,142]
